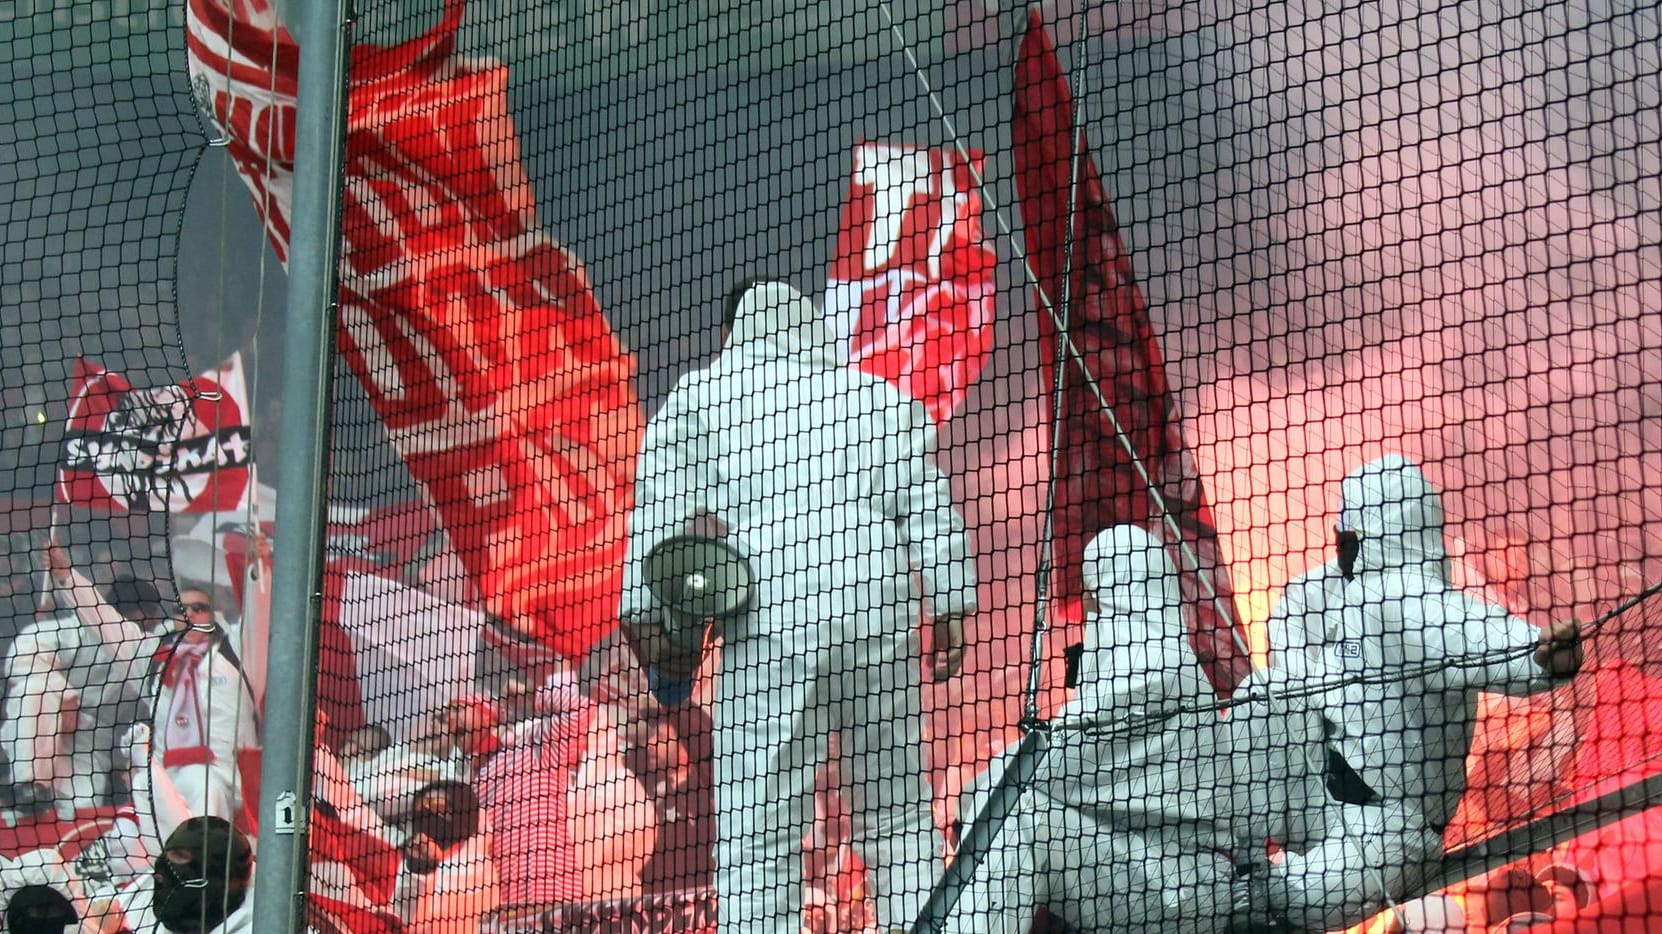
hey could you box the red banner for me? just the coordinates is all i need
[825,141,997,424]
[1012,12,1250,694]
[57,354,253,514]
[186,0,642,660]
[484,890,716,934]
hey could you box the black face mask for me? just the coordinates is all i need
[406,811,474,852]
[1336,529,1361,581]
[5,885,77,934]
[153,855,247,933]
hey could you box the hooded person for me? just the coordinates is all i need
[97,815,256,934]
[618,278,977,934]
[0,849,87,934]
[942,525,1325,934]
[1255,455,1583,932]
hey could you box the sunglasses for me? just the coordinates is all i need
[178,601,212,615]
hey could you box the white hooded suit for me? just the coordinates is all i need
[944,525,1326,934]
[1266,456,1569,931]
[621,281,977,933]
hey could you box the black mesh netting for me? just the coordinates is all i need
[3,1,1661,933]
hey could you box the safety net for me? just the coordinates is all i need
[3,1,1660,933]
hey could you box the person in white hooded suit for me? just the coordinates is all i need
[619,279,977,934]
[942,525,1327,934]
[1258,455,1583,932]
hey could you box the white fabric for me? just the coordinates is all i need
[948,799,1237,934]
[1265,801,1444,932]
[3,596,148,806]
[1264,559,1347,676]
[148,631,260,844]
[621,281,977,934]
[106,867,254,934]
[949,526,1326,934]
[392,835,499,934]
[1268,456,1568,930]
[343,744,466,827]
[0,847,90,925]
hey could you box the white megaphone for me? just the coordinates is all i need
[642,534,757,657]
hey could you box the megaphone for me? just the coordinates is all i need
[642,534,756,655]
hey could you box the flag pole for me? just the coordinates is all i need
[250,0,350,929]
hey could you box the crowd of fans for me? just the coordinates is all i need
[0,502,896,933]
[0,435,1624,934]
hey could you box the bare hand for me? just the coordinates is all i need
[930,614,965,682]
[1535,618,1584,679]
[585,622,656,707]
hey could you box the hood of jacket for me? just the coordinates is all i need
[719,280,841,372]
[1073,524,1211,717]
[1338,454,1450,581]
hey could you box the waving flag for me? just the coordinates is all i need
[58,353,253,515]
[186,0,642,660]
[1013,12,1249,694]
[824,141,997,423]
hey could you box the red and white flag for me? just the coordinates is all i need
[186,0,643,661]
[58,353,254,514]
[1013,12,1249,694]
[824,141,997,424]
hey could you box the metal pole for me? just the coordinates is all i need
[910,730,1050,934]
[250,0,350,928]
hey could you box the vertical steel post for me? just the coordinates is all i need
[249,0,350,929]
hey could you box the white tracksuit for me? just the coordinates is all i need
[3,581,149,807]
[945,525,1328,934]
[1265,455,1570,931]
[1265,559,1347,675]
[58,572,259,845]
[620,281,977,934]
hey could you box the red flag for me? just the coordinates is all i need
[186,0,642,661]
[58,354,254,514]
[825,141,998,423]
[1013,11,1249,694]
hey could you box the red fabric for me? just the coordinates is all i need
[476,686,595,906]
[825,141,998,424]
[1527,873,1662,934]
[314,568,370,745]
[309,804,403,907]
[185,0,642,662]
[1011,11,1249,694]
[160,746,217,768]
[0,807,122,861]
[56,356,253,513]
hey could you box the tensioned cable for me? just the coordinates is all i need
[875,1,1250,664]
[168,0,287,913]
[1051,573,1662,739]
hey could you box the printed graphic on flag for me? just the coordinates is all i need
[58,354,254,514]
[825,141,997,424]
